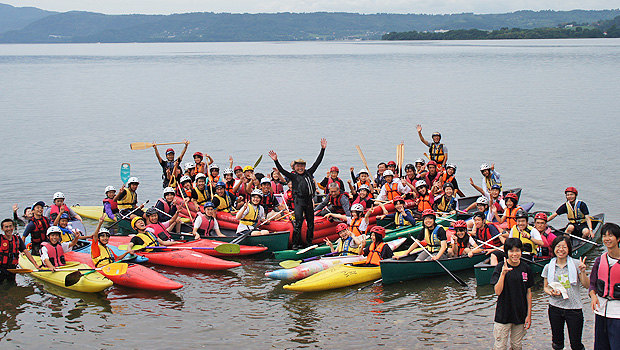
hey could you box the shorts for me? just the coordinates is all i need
[567,222,588,234]
[493,322,526,350]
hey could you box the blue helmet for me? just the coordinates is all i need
[204,201,215,208]
[215,181,226,188]
[59,213,71,220]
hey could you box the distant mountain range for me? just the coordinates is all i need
[1,3,619,43]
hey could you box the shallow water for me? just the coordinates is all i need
[1,39,619,348]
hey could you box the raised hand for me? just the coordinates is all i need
[268,150,278,161]
[320,138,327,149]
[469,177,475,186]
[578,257,587,274]
[415,124,422,133]
[350,167,354,172]
[12,203,18,213]
[501,258,513,275]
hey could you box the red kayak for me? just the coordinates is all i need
[108,236,267,257]
[139,249,241,270]
[65,251,183,291]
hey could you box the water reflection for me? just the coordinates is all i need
[0,282,35,339]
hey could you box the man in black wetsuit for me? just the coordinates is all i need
[269,138,326,249]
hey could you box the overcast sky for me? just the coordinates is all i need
[3,0,619,15]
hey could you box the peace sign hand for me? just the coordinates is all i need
[501,258,513,275]
[578,257,587,274]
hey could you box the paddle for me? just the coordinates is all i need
[296,244,318,255]
[565,232,600,246]
[130,141,186,150]
[344,278,383,297]
[152,206,194,229]
[120,163,131,184]
[473,238,546,269]
[108,200,149,229]
[407,233,467,287]
[65,262,128,287]
[279,251,341,268]
[355,145,376,187]
[8,263,128,275]
[177,187,195,224]
[118,243,240,254]
[253,155,263,169]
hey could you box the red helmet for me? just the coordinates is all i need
[505,192,519,203]
[336,223,348,233]
[453,220,467,229]
[421,209,436,218]
[393,195,405,204]
[193,152,203,158]
[165,148,175,154]
[370,225,386,237]
[234,166,243,172]
[534,212,548,221]
[565,187,578,196]
[387,161,397,166]
[330,166,339,173]
[427,160,437,167]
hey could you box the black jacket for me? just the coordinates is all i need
[274,148,325,199]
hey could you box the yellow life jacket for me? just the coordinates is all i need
[485,176,502,192]
[194,186,209,206]
[214,194,232,213]
[92,243,115,267]
[117,188,137,210]
[239,204,259,226]
[509,225,537,254]
[395,209,414,227]
[424,225,443,253]
[336,237,361,256]
[435,195,455,212]
[135,231,158,252]
[566,200,586,224]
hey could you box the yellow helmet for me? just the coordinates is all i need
[243,165,254,172]
[131,216,144,229]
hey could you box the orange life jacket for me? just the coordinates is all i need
[383,182,399,201]
[365,242,386,266]
[348,217,365,237]
[417,194,433,212]
[504,206,523,229]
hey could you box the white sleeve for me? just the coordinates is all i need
[398,182,410,194]
[468,236,477,247]
[377,185,387,201]
[61,242,72,253]
[213,219,219,230]
[40,246,50,261]
[259,207,266,220]
[359,220,368,231]
[193,215,203,229]
[346,217,352,225]
[530,227,542,241]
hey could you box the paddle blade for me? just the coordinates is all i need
[100,263,128,276]
[214,243,241,254]
[296,244,318,254]
[120,163,131,184]
[6,268,34,274]
[279,260,301,269]
[130,142,153,150]
[65,271,83,287]
[253,154,263,169]
[118,244,144,251]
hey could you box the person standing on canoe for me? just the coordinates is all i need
[363,226,393,265]
[1,218,38,284]
[589,222,620,350]
[470,163,502,195]
[269,138,326,249]
[397,209,448,261]
[153,141,189,188]
[193,202,226,238]
[324,223,365,256]
[115,177,144,219]
[315,183,351,217]
[91,216,134,267]
[40,226,80,271]
[547,187,594,239]
[22,201,51,256]
[416,124,447,168]
[490,238,533,350]
[377,196,416,228]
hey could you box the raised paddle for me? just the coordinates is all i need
[253,155,263,169]
[65,262,128,287]
[177,187,195,225]
[118,243,240,254]
[355,145,376,187]
[120,163,131,184]
[108,200,149,229]
[151,207,194,229]
[407,233,468,287]
[130,141,186,150]
[296,244,319,255]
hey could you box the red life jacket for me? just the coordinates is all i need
[146,223,171,241]
[596,253,620,300]
[475,224,501,248]
[285,190,295,210]
[157,198,172,214]
[49,204,71,218]
[329,192,349,214]
[383,182,399,201]
[424,172,441,188]
[356,180,373,198]
[30,216,50,245]
[41,242,66,267]
[348,217,365,237]
[365,242,386,265]
[326,177,344,194]
[260,192,278,212]
[492,197,505,215]
[352,196,371,210]
[102,198,119,214]
[417,194,433,212]
[197,213,216,235]
[454,236,470,256]
[0,235,21,267]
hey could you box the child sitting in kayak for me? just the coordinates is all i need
[324,223,365,256]
[55,213,91,242]
[235,189,269,236]
[40,226,80,271]
[126,217,180,252]
[449,220,479,258]
[191,173,210,210]
[377,196,416,228]
[493,192,523,232]
[504,210,544,257]
[193,202,226,239]
[362,226,393,266]
[397,209,448,262]
[144,207,182,242]
[47,192,82,222]
[325,203,372,238]
[91,216,135,267]
[102,186,119,221]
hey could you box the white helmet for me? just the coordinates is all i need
[104,186,116,194]
[209,163,219,170]
[98,227,110,235]
[414,158,426,165]
[163,187,175,195]
[250,189,263,197]
[480,163,491,171]
[47,226,62,235]
[180,175,192,183]
[358,184,370,192]
[127,177,139,184]
[195,173,207,180]
[357,169,369,175]
[415,180,428,188]
[383,170,394,177]
[445,163,457,171]
[476,196,489,205]
[184,162,195,171]
[223,168,234,175]
[351,203,364,212]
[53,192,65,200]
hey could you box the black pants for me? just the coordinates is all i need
[548,305,585,350]
[293,197,314,246]
[0,267,17,284]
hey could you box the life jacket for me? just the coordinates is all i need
[435,195,456,213]
[214,193,233,212]
[475,224,501,248]
[325,177,344,194]
[504,206,523,229]
[356,180,374,198]
[49,204,71,219]
[566,200,586,224]
[117,188,137,210]
[417,194,433,212]
[176,186,192,199]
[92,243,116,267]
[239,204,260,227]
[168,174,179,189]
[59,226,75,243]
[440,172,454,187]
[539,227,554,247]
[0,235,21,267]
[209,175,221,185]
[102,198,119,214]
[146,223,171,241]
[348,217,365,237]
[336,237,361,256]
[365,242,386,265]
[424,225,443,253]
[329,192,349,214]
[352,196,371,210]
[383,182,400,201]
[197,213,217,235]
[225,180,235,194]
[424,172,442,188]
[194,187,209,206]
[162,160,176,181]
[491,197,505,215]
[135,231,159,252]
[157,198,173,215]
[485,175,502,192]
[30,216,50,245]
[195,162,205,174]
[596,253,620,300]
[454,236,470,256]
[285,190,295,210]
[41,242,66,267]
[260,192,278,212]
[395,209,414,227]
[510,225,537,254]
[429,143,445,163]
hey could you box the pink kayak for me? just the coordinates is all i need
[65,251,183,291]
[108,236,267,257]
[139,249,241,270]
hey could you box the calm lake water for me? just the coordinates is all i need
[1,39,619,349]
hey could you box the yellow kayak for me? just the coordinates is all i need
[71,206,191,223]
[19,255,113,293]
